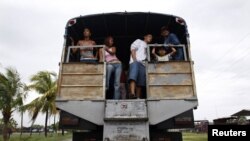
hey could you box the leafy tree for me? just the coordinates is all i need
[0,68,27,141]
[25,71,57,137]
[237,116,249,125]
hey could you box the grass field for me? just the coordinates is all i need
[0,133,72,141]
[0,132,207,141]
[183,132,207,141]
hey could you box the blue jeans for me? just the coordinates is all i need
[106,63,122,99]
[174,47,184,60]
[80,58,97,63]
[129,62,146,86]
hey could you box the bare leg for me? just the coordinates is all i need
[130,80,136,98]
[136,86,142,99]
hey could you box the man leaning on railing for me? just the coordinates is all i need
[161,26,184,60]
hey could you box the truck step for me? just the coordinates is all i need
[103,100,149,140]
[103,121,149,141]
[105,99,148,121]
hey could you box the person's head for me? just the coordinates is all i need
[144,34,153,43]
[83,28,91,38]
[158,47,167,56]
[104,36,114,47]
[161,26,170,37]
[72,48,78,53]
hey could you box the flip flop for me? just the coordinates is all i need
[130,94,137,99]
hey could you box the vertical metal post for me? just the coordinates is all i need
[147,45,151,62]
[182,45,188,61]
[66,46,71,63]
[103,61,106,100]
[145,62,149,99]
[102,45,106,100]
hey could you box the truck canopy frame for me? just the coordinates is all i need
[65,12,189,64]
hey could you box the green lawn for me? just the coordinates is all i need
[183,132,207,141]
[0,133,72,141]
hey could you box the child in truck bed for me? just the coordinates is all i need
[152,46,176,61]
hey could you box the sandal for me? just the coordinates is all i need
[130,94,137,99]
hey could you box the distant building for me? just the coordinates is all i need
[213,117,238,125]
[213,109,250,125]
[194,120,209,132]
[231,109,250,117]
[231,109,250,125]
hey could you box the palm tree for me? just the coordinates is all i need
[19,106,26,136]
[25,71,57,137]
[0,68,27,141]
[18,86,28,137]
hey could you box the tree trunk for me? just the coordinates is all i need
[62,127,64,136]
[54,114,57,133]
[20,111,23,136]
[29,122,34,136]
[29,127,33,136]
[2,111,11,141]
[45,110,48,137]
[2,124,9,141]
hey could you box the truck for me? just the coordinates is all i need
[56,12,198,141]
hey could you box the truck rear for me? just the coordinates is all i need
[56,12,198,141]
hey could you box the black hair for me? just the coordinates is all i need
[160,26,170,32]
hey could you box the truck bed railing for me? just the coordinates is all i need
[66,45,105,63]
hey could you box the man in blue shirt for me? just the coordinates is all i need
[161,26,184,60]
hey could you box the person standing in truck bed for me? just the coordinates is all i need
[99,36,122,99]
[161,26,184,60]
[129,34,152,99]
[77,28,98,63]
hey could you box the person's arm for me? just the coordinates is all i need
[91,41,98,58]
[105,47,116,55]
[131,49,137,62]
[99,48,104,62]
[76,40,80,46]
[152,47,159,61]
[152,47,157,56]
[130,39,139,62]
[94,49,98,59]
[170,33,180,45]
[169,47,176,56]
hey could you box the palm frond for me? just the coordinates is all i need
[26,70,58,123]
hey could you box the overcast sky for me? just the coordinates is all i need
[1,0,250,127]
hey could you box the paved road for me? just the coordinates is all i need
[63,139,71,141]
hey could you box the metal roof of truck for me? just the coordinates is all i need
[66,12,188,43]
[65,12,189,63]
